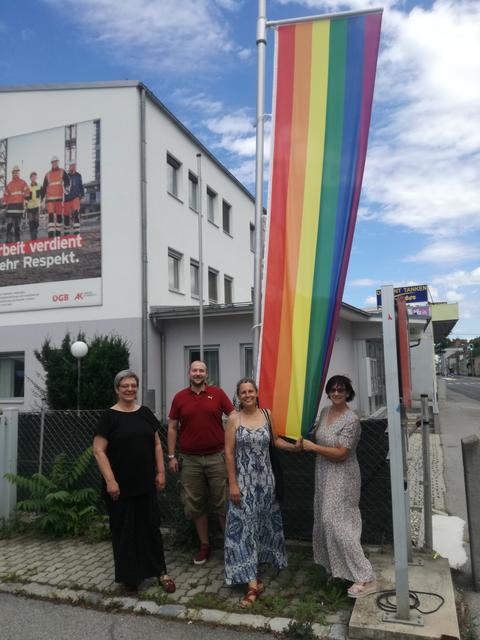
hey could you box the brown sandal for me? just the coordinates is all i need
[240,586,260,608]
[159,575,176,593]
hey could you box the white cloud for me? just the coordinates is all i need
[362,1,480,235]
[43,0,243,73]
[364,295,377,306]
[405,241,478,264]
[349,278,377,286]
[206,113,255,136]
[432,267,480,289]
[229,158,257,186]
[238,48,254,61]
[171,90,224,115]
[200,111,272,185]
[445,290,464,303]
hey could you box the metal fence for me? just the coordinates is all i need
[12,410,398,543]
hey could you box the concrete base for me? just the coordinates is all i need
[349,552,459,640]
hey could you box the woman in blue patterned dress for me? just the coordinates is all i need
[224,377,302,608]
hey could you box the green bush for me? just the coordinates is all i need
[4,447,101,537]
[35,332,130,409]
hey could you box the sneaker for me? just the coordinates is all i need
[193,543,210,565]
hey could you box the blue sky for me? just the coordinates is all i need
[1,0,479,339]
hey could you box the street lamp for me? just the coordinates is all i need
[70,340,88,415]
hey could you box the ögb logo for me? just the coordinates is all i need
[52,293,69,302]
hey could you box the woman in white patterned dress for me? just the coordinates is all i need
[302,375,376,598]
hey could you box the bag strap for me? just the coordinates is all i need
[262,408,274,444]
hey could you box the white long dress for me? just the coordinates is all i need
[312,407,375,583]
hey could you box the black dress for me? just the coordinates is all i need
[95,406,167,587]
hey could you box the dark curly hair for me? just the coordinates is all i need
[325,375,355,402]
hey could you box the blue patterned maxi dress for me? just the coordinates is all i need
[224,424,287,585]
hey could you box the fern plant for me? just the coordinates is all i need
[4,447,100,537]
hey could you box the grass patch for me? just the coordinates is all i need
[0,516,29,539]
[187,592,233,612]
[304,565,349,611]
[463,614,480,640]
[283,619,316,639]
[291,595,327,624]
[0,571,27,583]
[138,590,170,605]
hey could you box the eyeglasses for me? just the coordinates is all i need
[330,387,346,394]
[119,384,137,390]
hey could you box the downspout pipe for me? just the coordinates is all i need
[140,86,148,404]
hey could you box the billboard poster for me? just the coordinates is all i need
[0,120,101,312]
[376,284,428,307]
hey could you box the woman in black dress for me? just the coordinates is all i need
[93,369,175,594]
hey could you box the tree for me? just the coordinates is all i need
[434,336,454,355]
[35,332,130,409]
[468,337,480,357]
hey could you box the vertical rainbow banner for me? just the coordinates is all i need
[258,11,382,439]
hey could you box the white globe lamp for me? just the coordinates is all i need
[70,341,89,414]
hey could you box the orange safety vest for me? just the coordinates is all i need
[45,168,66,201]
[3,177,29,205]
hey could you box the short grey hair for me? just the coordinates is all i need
[114,369,139,391]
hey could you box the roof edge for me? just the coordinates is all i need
[139,84,255,203]
[0,80,141,93]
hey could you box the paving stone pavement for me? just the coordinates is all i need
[0,534,352,638]
[0,418,442,637]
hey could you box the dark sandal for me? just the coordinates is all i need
[240,587,260,608]
[159,575,176,593]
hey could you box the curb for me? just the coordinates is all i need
[0,580,348,639]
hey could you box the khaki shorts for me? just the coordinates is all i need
[179,452,227,521]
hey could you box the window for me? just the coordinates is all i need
[208,268,218,303]
[190,259,200,297]
[188,172,198,211]
[0,353,24,398]
[250,223,255,252]
[224,275,233,304]
[187,347,220,386]
[167,153,181,197]
[168,248,183,292]
[240,344,253,378]
[207,187,217,224]
[222,200,231,234]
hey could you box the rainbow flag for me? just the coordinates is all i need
[258,11,382,439]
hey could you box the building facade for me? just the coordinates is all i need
[0,82,254,411]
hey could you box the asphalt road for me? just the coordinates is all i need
[0,593,270,640]
[445,375,480,403]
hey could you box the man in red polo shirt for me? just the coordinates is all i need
[168,361,234,565]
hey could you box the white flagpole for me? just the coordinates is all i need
[196,153,204,361]
[253,0,267,377]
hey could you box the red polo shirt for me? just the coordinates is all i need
[169,385,235,455]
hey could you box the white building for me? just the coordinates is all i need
[0,82,254,411]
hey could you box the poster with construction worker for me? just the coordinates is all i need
[0,119,101,312]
